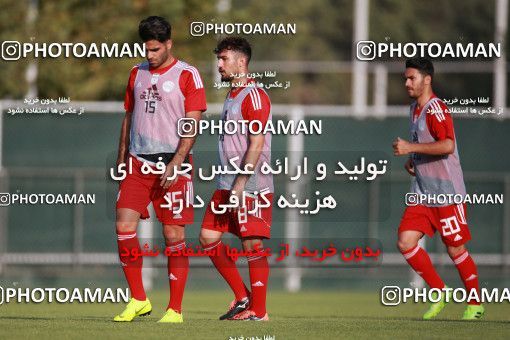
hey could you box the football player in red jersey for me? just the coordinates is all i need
[393,57,483,320]
[114,16,206,323]
[200,37,273,321]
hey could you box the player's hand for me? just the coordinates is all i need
[404,158,415,176]
[228,184,245,213]
[160,161,180,189]
[393,137,413,156]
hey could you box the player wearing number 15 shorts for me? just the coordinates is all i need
[393,57,483,320]
[200,37,273,321]
[114,16,206,323]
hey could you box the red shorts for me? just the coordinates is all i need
[398,203,471,246]
[116,155,194,225]
[201,190,273,239]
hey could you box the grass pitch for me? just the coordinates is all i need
[0,290,509,339]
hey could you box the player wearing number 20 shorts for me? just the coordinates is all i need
[200,37,273,321]
[393,57,483,320]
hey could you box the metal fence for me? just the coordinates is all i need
[0,101,508,291]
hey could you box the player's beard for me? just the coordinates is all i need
[220,72,233,82]
[149,58,162,68]
[408,84,423,99]
[149,51,169,69]
[418,81,426,97]
[219,66,236,82]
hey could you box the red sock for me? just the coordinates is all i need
[247,253,269,317]
[117,231,146,301]
[203,240,250,301]
[452,250,480,305]
[166,240,189,313]
[401,245,445,289]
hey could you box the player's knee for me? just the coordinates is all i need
[115,222,137,234]
[163,225,185,243]
[199,230,220,246]
[242,238,263,251]
[198,234,209,246]
[199,235,216,247]
[397,239,417,253]
[447,244,465,258]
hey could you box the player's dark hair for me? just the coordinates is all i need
[139,16,171,42]
[406,57,434,79]
[214,37,252,63]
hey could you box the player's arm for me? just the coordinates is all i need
[231,88,270,197]
[232,133,265,194]
[160,110,202,188]
[393,137,454,156]
[404,157,415,176]
[117,66,137,165]
[117,111,132,165]
[172,110,202,164]
[160,66,206,188]
[394,101,455,157]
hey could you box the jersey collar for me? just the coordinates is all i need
[229,78,256,99]
[149,57,178,74]
[414,93,437,120]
